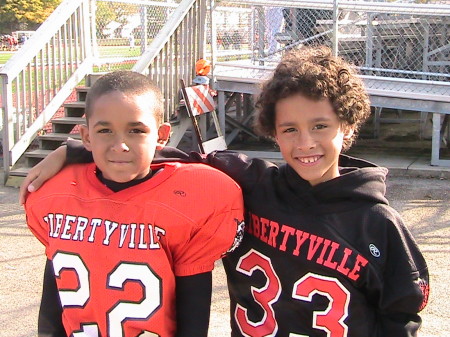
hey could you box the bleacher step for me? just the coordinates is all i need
[39,133,81,141]
[24,149,54,159]
[52,116,86,124]
[5,167,29,188]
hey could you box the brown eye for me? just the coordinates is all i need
[130,128,145,134]
[283,128,296,133]
[313,124,327,130]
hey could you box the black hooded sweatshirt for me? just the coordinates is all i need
[183,149,429,337]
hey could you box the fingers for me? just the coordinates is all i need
[28,176,44,192]
[19,187,28,206]
[19,172,37,205]
[19,168,42,205]
[19,166,45,204]
[19,168,51,204]
[18,146,68,205]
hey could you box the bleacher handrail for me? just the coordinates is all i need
[0,0,93,183]
[0,0,86,81]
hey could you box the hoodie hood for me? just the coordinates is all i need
[278,154,389,214]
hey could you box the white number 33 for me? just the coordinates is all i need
[235,249,350,337]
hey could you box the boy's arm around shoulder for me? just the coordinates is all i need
[182,150,277,193]
[19,138,275,203]
[19,138,93,204]
[24,164,82,250]
[19,145,68,204]
[374,205,429,336]
[156,147,277,192]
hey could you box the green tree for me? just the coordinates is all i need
[0,0,61,33]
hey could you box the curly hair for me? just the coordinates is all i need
[255,46,371,151]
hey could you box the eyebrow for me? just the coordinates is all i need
[277,117,333,127]
[92,121,110,128]
[92,121,149,127]
[128,121,148,127]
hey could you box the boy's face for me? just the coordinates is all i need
[274,94,354,186]
[81,91,170,183]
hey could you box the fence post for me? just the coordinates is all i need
[90,0,99,64]
[83,0,93,71]
[210,0,217,67]
[332,0,339,57]
[1,75,13,183]
[140,6,148,55]
[257,6,265,65]
[198,0,207,59]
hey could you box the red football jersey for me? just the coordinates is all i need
[25,162,244,337]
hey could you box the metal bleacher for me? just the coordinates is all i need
[207,0,450,167]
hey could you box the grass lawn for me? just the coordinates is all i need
[0,52,14,65]
[98,45,141,58]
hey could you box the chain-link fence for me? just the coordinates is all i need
[92,0,255,68]
[92,0,449,81]
[92,0,182,72]
[208,0,450,81]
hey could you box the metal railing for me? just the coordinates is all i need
[0,0,93,182]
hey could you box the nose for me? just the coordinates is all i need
[111,136,130,152]
[295,131,315,151]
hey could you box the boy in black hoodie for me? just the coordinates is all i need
[21,46,429,337]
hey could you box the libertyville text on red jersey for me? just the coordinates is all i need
[43,213,165,250]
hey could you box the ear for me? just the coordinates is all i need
[80,124,92,151]
[156,123,171,150]
[274,135,280,147]
[343,127,355,140]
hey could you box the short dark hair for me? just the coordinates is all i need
[85,71,164,125]
[255,46,371,151]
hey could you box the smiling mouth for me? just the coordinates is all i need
[109,160,131,164]
[297,155,321,164]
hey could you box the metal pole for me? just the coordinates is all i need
[198,0,207,59]
[1,76,13,183]
[332,0,339,57]
[90,0,99,63]
[140,6,148,55]
[210,0,217,68]
[257,6,265,65]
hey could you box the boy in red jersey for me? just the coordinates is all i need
[23,71,244,337]
[21,47,428,337]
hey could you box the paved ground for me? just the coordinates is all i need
[0,165,449,337]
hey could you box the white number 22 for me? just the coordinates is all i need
[52,252,161,337]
